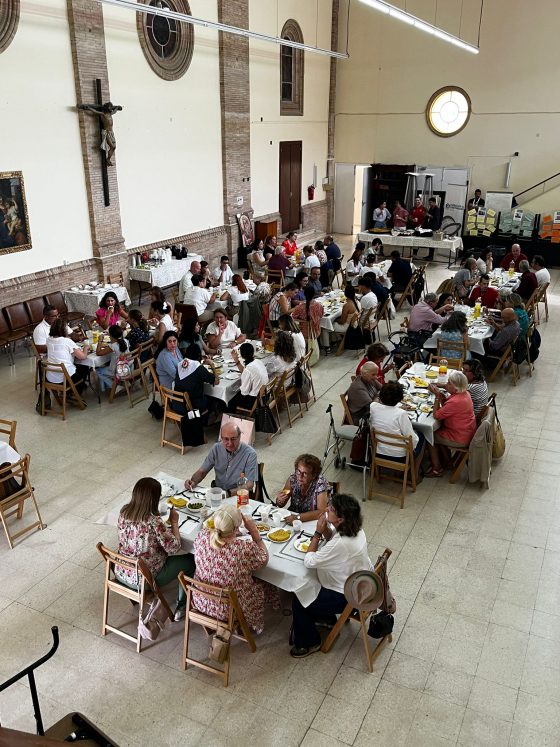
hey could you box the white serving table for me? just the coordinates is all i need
[96,471,322,607]
[64,285,131,317]
[357,232,463,267]
[129,255,203,288]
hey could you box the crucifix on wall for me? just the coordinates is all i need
[77,79,122,206]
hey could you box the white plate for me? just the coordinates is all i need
[185,498,204,513]
[111,283,120,288]
[294,538,311,553]
[222,373,239,380]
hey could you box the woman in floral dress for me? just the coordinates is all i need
[193,504,270,634]
[276,453,331,525]
[115,477,195,621]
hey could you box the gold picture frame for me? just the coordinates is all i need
[0,171,32,255]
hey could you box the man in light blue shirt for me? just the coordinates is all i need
[184,422,258,494]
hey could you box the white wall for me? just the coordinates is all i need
[103,0,224,248]
[0,0,92,281]
[335,0,560,210]
[249,0,332,219]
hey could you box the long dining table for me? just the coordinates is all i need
[96,471,323,606]
[397,365,440,445]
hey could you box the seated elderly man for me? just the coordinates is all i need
[484,308,521,358]
[346,362,380,425]
[468,274,499,308]
[268,246,291,273]
[515,260,538,302]
[184,422,258,496]
[453,258,477,299]
[408,293,453,342]
[531,255,550,286]
[500,243,528,271]
[178,259,201,303]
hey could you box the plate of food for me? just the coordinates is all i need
[400,403,418,411]
[413,377,429,388]
[420,404,433,414]
[185,498,204,513]
[167,496,187,509]
[255,522,270,535]
[426,370,438,379]
[294,538,311,553]
[414,391,430,399]
[267,528,292,544]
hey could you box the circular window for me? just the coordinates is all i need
[137,0,194,81]
[0,0,20,55]
[426,87,471,137]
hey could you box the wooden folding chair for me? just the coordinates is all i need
[429,353,463,370]
[253,462,265,502]
[358,308,377,348]
[340,392,355,426]
[40,361,87,420]
[107,272,124,285]
[96,542,173,653]
[30,341,44,391]
[524,285,540,322]
[237,386,263,419]
[0,455,45,550]
[334,312,359,357]
[278,366,304,428]
[375,297,392,339]
[487,341,519,385]
[178,573,256,687]
[300,351,317,407]
[108,351,149,408]
[160,387,196,454]
[395,269,417,311]
[266,269,285,289]
[321,548,393,672]
[0,419,17,450]
[434,338,466,366]
[537,282,549,323]
[369,430,423,509]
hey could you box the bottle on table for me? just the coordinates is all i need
[236,472,249,508]
[437,357,448,384]
[474,300,481,319]
[508,259,515,278]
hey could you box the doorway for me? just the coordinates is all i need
[279,141,302,232]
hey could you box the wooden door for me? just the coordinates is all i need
[279,141,302,232]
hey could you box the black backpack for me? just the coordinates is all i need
[512,337,527,365]
[529,327,541,362]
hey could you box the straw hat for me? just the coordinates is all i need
[344,570,384,612]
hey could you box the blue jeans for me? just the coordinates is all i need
[96,366,115,392]
[292,587,348,648]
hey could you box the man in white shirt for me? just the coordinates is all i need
[227,342,268,413]
[358,275,378,319]
[33,305,79,354]
[303,246,320,270]
[183,274,218,322]
[531,255,551,287]
[178,259,201,303]
[212,256,234,285]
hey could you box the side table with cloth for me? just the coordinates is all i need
[129,255,203,300]
[357,232,463,268]
[64,286,131,317]
[96,471,325,607]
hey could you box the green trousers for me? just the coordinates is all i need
[155,554,196,606]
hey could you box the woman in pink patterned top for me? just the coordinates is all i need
[116,477,195,621]
[193,504,270,634]
[291,286,324,338]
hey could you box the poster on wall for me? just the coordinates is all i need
[0,171,32,255]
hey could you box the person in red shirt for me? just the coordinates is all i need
[468,274,499,309]
[409,196,427,228]
[282,231,298,256]
[356,342,393,384]
[500,243,528,271]
[425,370,476,477]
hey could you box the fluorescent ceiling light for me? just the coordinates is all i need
[96,0,348,59]
[358,0,479,54]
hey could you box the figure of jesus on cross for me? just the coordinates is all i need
[77,101,122,166]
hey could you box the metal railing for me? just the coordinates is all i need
[514,171,560,205]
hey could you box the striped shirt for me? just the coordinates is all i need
[468,380,489,416]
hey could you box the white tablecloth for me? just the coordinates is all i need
[203,348,272,404]
[398,368,440,445]
[129,255,203,288]
[64,286,131,316]
[0,442,20,464]
[489,270,521,296]
[95,471,321,606]
[424,313,493,357]
[317,290,345,332]
[357,232,462,262]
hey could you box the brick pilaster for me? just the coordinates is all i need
[326,0,339,233]
[217,0,252,257]
[66,0,127,283]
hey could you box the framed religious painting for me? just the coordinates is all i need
[0,171,32,255]
[236,212,254,248]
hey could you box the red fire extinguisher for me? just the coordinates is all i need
[307,184,315,201]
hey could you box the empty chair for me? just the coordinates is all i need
[0,455,45,550]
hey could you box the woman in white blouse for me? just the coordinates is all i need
[227,342,268,413]
[369,381,425,460]
[46,317,90,390]
[150,300,176,346]
[278,314,306,361]
[290,493,371,658]
[265,331,297,381]
[206,309,246,352]
[223,274,250,310]
[346,245,365,286]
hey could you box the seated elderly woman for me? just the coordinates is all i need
[115,477,195,622]
[193,504,270,634]
[155,330,183,389]
[369,381,425,461]
[95,291,128,330]
[502,293,529,337]
[206,308,246,352]
[290,493,371,658]
[426,370,477,477]
[275,453,330,524]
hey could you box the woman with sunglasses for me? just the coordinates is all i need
[275,453,330,525]
[290,492,370,658]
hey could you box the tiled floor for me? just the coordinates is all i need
[0,240,559,746]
